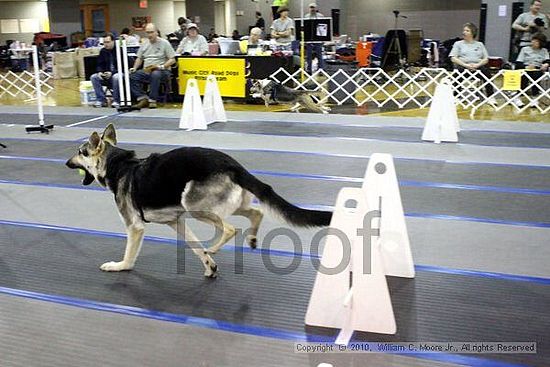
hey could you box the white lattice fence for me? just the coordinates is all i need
[270,67,550,115]
[0,70,53,100]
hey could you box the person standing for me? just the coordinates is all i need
[272,0,289,20]
[173,17,189,42]
[512,0,549,50]
[255,11,265,33]
[129,23,176,109]
[304,3,325,73]
[270,6,295,47]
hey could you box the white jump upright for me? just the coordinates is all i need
[305,153,414,344]
[25,45,54,133]
[421,79,460,143]
[179,78,207,130]
[203,75,227,124]
[115,39,133,111]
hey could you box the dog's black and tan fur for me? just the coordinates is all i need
[66,124,332,277]
[250,79,331,114]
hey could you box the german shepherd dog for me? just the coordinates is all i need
[250,79,331,114]
[66,124,332,277]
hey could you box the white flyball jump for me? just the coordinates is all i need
[305,153,414,345]
[203,75,227,124]
[422,79,460,143]
[179,75,226,131]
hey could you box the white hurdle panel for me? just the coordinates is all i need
[306,153,414,344]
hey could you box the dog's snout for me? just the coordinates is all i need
[66,158,78,169]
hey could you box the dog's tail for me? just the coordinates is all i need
[232,169,332,227]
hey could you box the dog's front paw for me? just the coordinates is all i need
[203,257,218,278]
[100,261,133,272]
[246,235,257,249]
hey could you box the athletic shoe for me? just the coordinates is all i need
[148,100,157,109]
[93,101,107,108]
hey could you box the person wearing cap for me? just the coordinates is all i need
[129,23,176,109]
[176,23,209,55]
[271,0,289,20]
[304,3,324,18]
[270,6,295,46]
[303,3,325,73]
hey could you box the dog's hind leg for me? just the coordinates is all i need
[168,222,218,278]
[191,211,236,255]
[234,207,263,249]
[100,223,145,272]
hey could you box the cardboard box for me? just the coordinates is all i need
[76,47,101,78]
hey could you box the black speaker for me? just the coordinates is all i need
[479,3,487,44]
[331,9,340,36]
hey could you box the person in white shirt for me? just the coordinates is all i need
[176,23,209,55]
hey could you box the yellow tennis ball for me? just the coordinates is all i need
[79,169,85,176]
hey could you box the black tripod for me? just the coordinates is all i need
[382,10,407,69]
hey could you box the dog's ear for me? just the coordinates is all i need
[89,132,102,151]
[101,123,117,145]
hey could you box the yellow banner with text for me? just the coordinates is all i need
[502,70,522,91]
[178,58,246,97]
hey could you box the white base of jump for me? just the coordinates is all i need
[305,153,414,344]
[422,80,460,143]
[179,75,226,131]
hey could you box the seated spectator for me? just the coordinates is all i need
[207,28,218,42]
[120,27,140,47]
[232,30,242,41]
[449,22,496,106]
[90,33,121,108]
[175,23,208,55]
[512,32,549,107]
[129,23,176,109]
[270,6,295,47]
[240,27,263,54]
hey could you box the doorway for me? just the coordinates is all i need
[80,4,110,37]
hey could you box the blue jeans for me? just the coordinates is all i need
[91,72,121,103]
[306,43,325,73]
[130,69,171,102]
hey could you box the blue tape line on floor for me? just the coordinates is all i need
[3,154,550,196]
[0,285,533,367]
[1,219,549,286]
